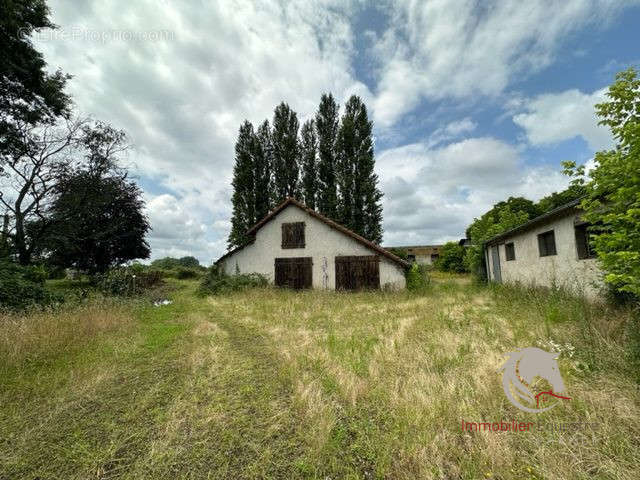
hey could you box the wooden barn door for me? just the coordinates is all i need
[274,257,312,289]
[335,256,380,290]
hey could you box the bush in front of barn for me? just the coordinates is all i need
[199,265,268,295]
[406,263,430,292]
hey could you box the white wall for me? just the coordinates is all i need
[219,205,406,289]
[413,253,437,265]
[485,212,604,300]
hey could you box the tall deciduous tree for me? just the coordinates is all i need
[300,119,317,209]
[0,117,88,264]
[336,95,383,243]
[253,120,272,220]
[565,68,640,299]
[45,165,150,275]
[315,93,339,219]
[1,0,71,160]
[228,121,256,248]
[537,184,587,213]
[271,102,299,202]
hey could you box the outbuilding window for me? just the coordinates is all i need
[575,223,596,260]
[282,222,305,249]
[505,242,516,261]
[537,230,557,257]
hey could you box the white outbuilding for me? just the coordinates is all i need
[216,198,409,290]
[484,199,604,299]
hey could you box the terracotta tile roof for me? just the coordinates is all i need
[215,197,410,269]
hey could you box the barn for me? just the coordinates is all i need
[385,244,443,265]
[215,198,409,290]
[484,199,604,299]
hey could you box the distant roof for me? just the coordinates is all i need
[385,245,443,256]
[484,199,582,247]
[216,197,410,269]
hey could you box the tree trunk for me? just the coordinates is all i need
[14,218,30,265]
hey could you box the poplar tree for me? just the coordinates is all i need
[336,95,383,243]
[315,93,339,219]
[336,104,356,230]
[253,120,272,220]
[300,119,318,209]
[271,102,299,202]
[228,121,255,248]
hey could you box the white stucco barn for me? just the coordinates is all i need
[484,199,604,300]
[385,245,443,265]
[216,198,409,290]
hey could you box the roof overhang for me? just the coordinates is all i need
[216,198,410,269]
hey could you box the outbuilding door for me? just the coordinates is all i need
[490,245,501,283]
[274,257,312,289]
[335,255,380,290]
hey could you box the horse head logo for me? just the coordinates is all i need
[499,347,571,413]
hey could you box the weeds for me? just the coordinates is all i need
[199,266,269,295]
[1,277,638,479]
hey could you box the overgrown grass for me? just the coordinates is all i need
[1,277,638,479]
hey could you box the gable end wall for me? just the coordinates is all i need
[218,205,406,289]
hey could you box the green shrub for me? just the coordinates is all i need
[199,266,268,295]
[406,263,430,292]
[22,264,49,283]
[0,261,62,310]
[175,267,200,279]
[434,242,468,273]
[151,256,201,270]
[97,267,163,296]
[45,265,67,280]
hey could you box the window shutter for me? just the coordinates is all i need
[575,223,595,259]
[538,233,546,256]
[575,225,588,259]
[282,222,305,248]
[547,232,557,256]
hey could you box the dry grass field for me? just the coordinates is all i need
[1,274,639,479]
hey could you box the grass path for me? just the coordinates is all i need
[1,276,639,479]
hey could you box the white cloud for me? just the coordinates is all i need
[144,193,223,263]
[377,137,569,245]
[370,0,637,127]
[32,0,633,260]
[38,0,368,262]
[512,88,612,150]
[425,117,477,148]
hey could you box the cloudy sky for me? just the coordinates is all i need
[36,0,640,263]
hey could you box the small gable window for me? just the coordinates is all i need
[537,230,557,257]
[282,222,305,249]
[505,242,516,261]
